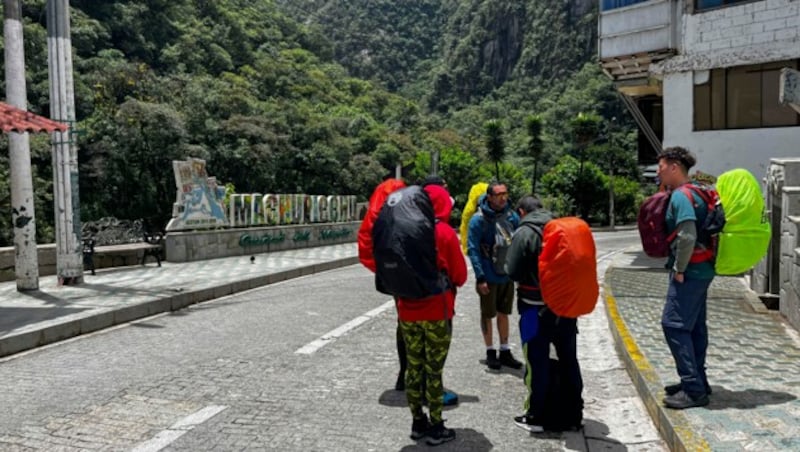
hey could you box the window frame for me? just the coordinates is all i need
[693,60,800,131]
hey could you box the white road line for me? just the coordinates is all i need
[295,299,396,355]
[294,248,624,356]
[131,405,228,452]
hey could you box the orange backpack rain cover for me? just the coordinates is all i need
[539,217,599,318]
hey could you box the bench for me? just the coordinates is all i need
[82,218,163,275]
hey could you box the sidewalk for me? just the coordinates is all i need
[605,248,800,451]
[0,244,357,358]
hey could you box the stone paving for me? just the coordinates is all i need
[0,244,358,357]
[6,234,799,450]
[605,249,800,451]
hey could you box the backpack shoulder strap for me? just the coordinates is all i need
[678,184,713,210]
[521,222,542,238]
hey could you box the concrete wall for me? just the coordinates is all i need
[0,222,360,281]
[652,0,800,73]
[165,222,359,262]
[754,158,800,330]
[599,0,677,58]
[0,244,57,282]
[684,0,799,55]
[662,71,800,178]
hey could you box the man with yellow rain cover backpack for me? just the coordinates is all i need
[460,182,489,254]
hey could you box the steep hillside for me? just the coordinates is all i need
[278,0,446,91]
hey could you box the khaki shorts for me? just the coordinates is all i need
[479,281,515,319]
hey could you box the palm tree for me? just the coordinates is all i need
[525,115,544,194]
[484,119,504,180]
[570,112,602,217]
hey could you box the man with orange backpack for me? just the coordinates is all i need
[656,147,715,409]
[505,196,585,432]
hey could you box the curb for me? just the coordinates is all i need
[603,267,710,452]
[0,256,359,359]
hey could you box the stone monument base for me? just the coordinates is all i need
[165,222,359,262]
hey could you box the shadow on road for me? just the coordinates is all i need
[379,389,480,409]
[560,419,629,451]
[399,428,492,451]
[706,386,796,410]
[478,359,524,379]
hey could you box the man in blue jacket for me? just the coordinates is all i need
[467,182,522,370]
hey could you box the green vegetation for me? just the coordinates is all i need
[0,0,644,246]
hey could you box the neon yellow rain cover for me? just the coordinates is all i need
[715,169,771,275]
[460,182,488,254]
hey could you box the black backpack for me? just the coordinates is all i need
[477,209,515,275]
[372,186,447,299]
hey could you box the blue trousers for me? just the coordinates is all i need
[661,274,713,398]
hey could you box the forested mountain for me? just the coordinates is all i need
[281,0,633,175]
[0,0,639,246]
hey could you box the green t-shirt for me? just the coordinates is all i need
[666,186,716,280]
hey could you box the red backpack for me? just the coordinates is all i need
[637,185,723,261]
[637,191,672,258]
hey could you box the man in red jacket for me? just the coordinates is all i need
[396,184,467,445]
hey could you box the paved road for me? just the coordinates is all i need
[0,230,666,451]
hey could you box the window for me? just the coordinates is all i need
[693,60,800,130]
[696,0,750,11]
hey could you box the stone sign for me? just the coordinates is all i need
[166,158,229,232]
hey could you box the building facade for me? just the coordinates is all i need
[599,0,800,178]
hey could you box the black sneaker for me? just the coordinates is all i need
[395,371,405,391]
[513,414,544,433]
[410,415,431,440]
[664,382,711,396]
[499,349,523,369]
[486,349,501,370]
[663,390,709,409]
[426,421,455,446]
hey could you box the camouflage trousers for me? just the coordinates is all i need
[399,319,452,423]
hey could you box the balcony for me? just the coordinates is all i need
[599,0,678,81]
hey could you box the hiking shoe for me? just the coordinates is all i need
[410,415,431,440]
[395,371,405,391]
[426,421,455,446]
[443,390,458,406]
[664,382,712,396]
[486,349,501,370]
[513,414,544,433]
[499,349,523,369]
[663,390,709,409]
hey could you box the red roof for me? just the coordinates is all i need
[0,101,69,133]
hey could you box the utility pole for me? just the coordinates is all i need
[47,0,83,284]
[4,0,39,290]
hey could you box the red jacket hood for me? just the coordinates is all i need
[358,178,406,272]
[424,184,453,223]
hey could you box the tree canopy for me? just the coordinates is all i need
[0,0,641,245]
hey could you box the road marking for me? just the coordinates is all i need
[295,299,396,355]
[131,405,227,452]
[294,247,625,356]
